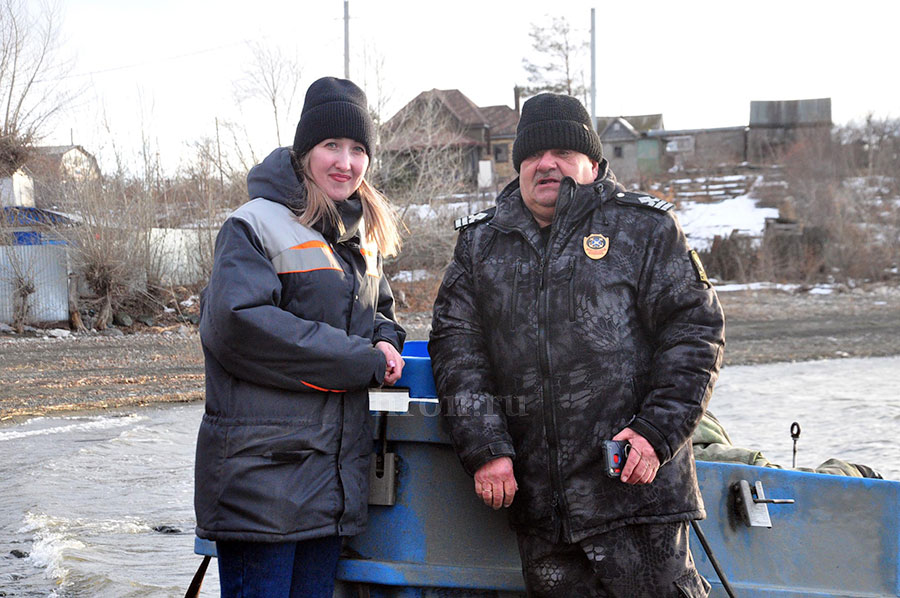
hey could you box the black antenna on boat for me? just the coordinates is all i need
[791,422,801,468]
[691,521,738,598]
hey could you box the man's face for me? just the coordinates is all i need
[519,149,599,227]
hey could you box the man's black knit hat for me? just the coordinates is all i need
[292,77,375,158]
[512,93,603,172]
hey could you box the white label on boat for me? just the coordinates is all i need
[369,389,438,413]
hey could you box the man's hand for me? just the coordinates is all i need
[473,456,517,509]
[612,428,660,485]
[375,341,404,385]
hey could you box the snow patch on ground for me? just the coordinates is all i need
[677,195,779,251]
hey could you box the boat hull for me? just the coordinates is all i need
[196,341,900,597]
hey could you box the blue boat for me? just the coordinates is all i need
[195,341,900,597]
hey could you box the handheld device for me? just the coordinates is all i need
[602,440,631,478]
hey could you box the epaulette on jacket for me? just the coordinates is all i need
[614,191,674,213]
[454,207,496,231]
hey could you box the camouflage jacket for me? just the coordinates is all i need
[429,164,725,543]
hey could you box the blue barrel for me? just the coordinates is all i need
[336,340,523,596]
[392,340,436,398]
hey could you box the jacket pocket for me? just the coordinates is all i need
[263,449,318,462]
[674,569,711,598]
[441,261,466,288]
[225,422,337,459]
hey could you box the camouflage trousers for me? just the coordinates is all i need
[516,521,711,598]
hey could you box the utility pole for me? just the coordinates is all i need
[344,1,350,78]
[591,8,597,132]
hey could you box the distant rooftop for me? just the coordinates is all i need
[596,114,664,136]
[479,105,518,138]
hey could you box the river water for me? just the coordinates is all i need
[1,356,899,597]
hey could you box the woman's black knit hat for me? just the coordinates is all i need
[512,93,603,172]
[292,77,375,158]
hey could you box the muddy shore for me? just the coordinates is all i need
[2,285,899,420]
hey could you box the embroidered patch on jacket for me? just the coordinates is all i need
[583,234,610,260]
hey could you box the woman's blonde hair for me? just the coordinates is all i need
[295,151,402,258]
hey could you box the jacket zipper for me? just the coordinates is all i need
[510,262,520,329]
[537,183,576,543]
[567,262,576,322]
[333,238,354,534]
[335,393,346,534]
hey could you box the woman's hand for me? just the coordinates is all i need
[375,341,404,385]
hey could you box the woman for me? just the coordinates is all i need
[194,76,405,597]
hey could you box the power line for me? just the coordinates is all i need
[53,39,251,82]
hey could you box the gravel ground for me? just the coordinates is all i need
[2,284,899,421]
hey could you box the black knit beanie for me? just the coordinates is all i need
[292,77,375,159]
[512,93,603,172]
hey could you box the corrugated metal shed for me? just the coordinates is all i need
[749,98,832,127]
[0,244,69,323]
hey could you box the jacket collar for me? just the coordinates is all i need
[315,195,364,244]
[491,158,618,240]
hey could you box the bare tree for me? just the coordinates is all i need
[359,42,392,128]
[521,16,588,100]
[375,92,471,208]
[0,0,75,173]
[233,41,303,147]
[838,113,900,184]
[373,92,476,275]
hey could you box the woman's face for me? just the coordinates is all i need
[307,138,369,201]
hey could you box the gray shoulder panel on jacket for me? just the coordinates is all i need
[230,198,323,261]
[614,191,674,213]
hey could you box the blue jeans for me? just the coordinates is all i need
[216,536,342,598]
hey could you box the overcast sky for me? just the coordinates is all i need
[48,0,900,174]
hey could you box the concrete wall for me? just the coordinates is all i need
[149,228,214,286]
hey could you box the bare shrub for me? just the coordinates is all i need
[775,125,900,283]
[701,233,758,283]
[387,212,458,279]
[49,178,154,329]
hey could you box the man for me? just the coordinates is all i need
[429,93,725,597]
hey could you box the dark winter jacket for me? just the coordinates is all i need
[195,147,405,543]
[429,162,724,543]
